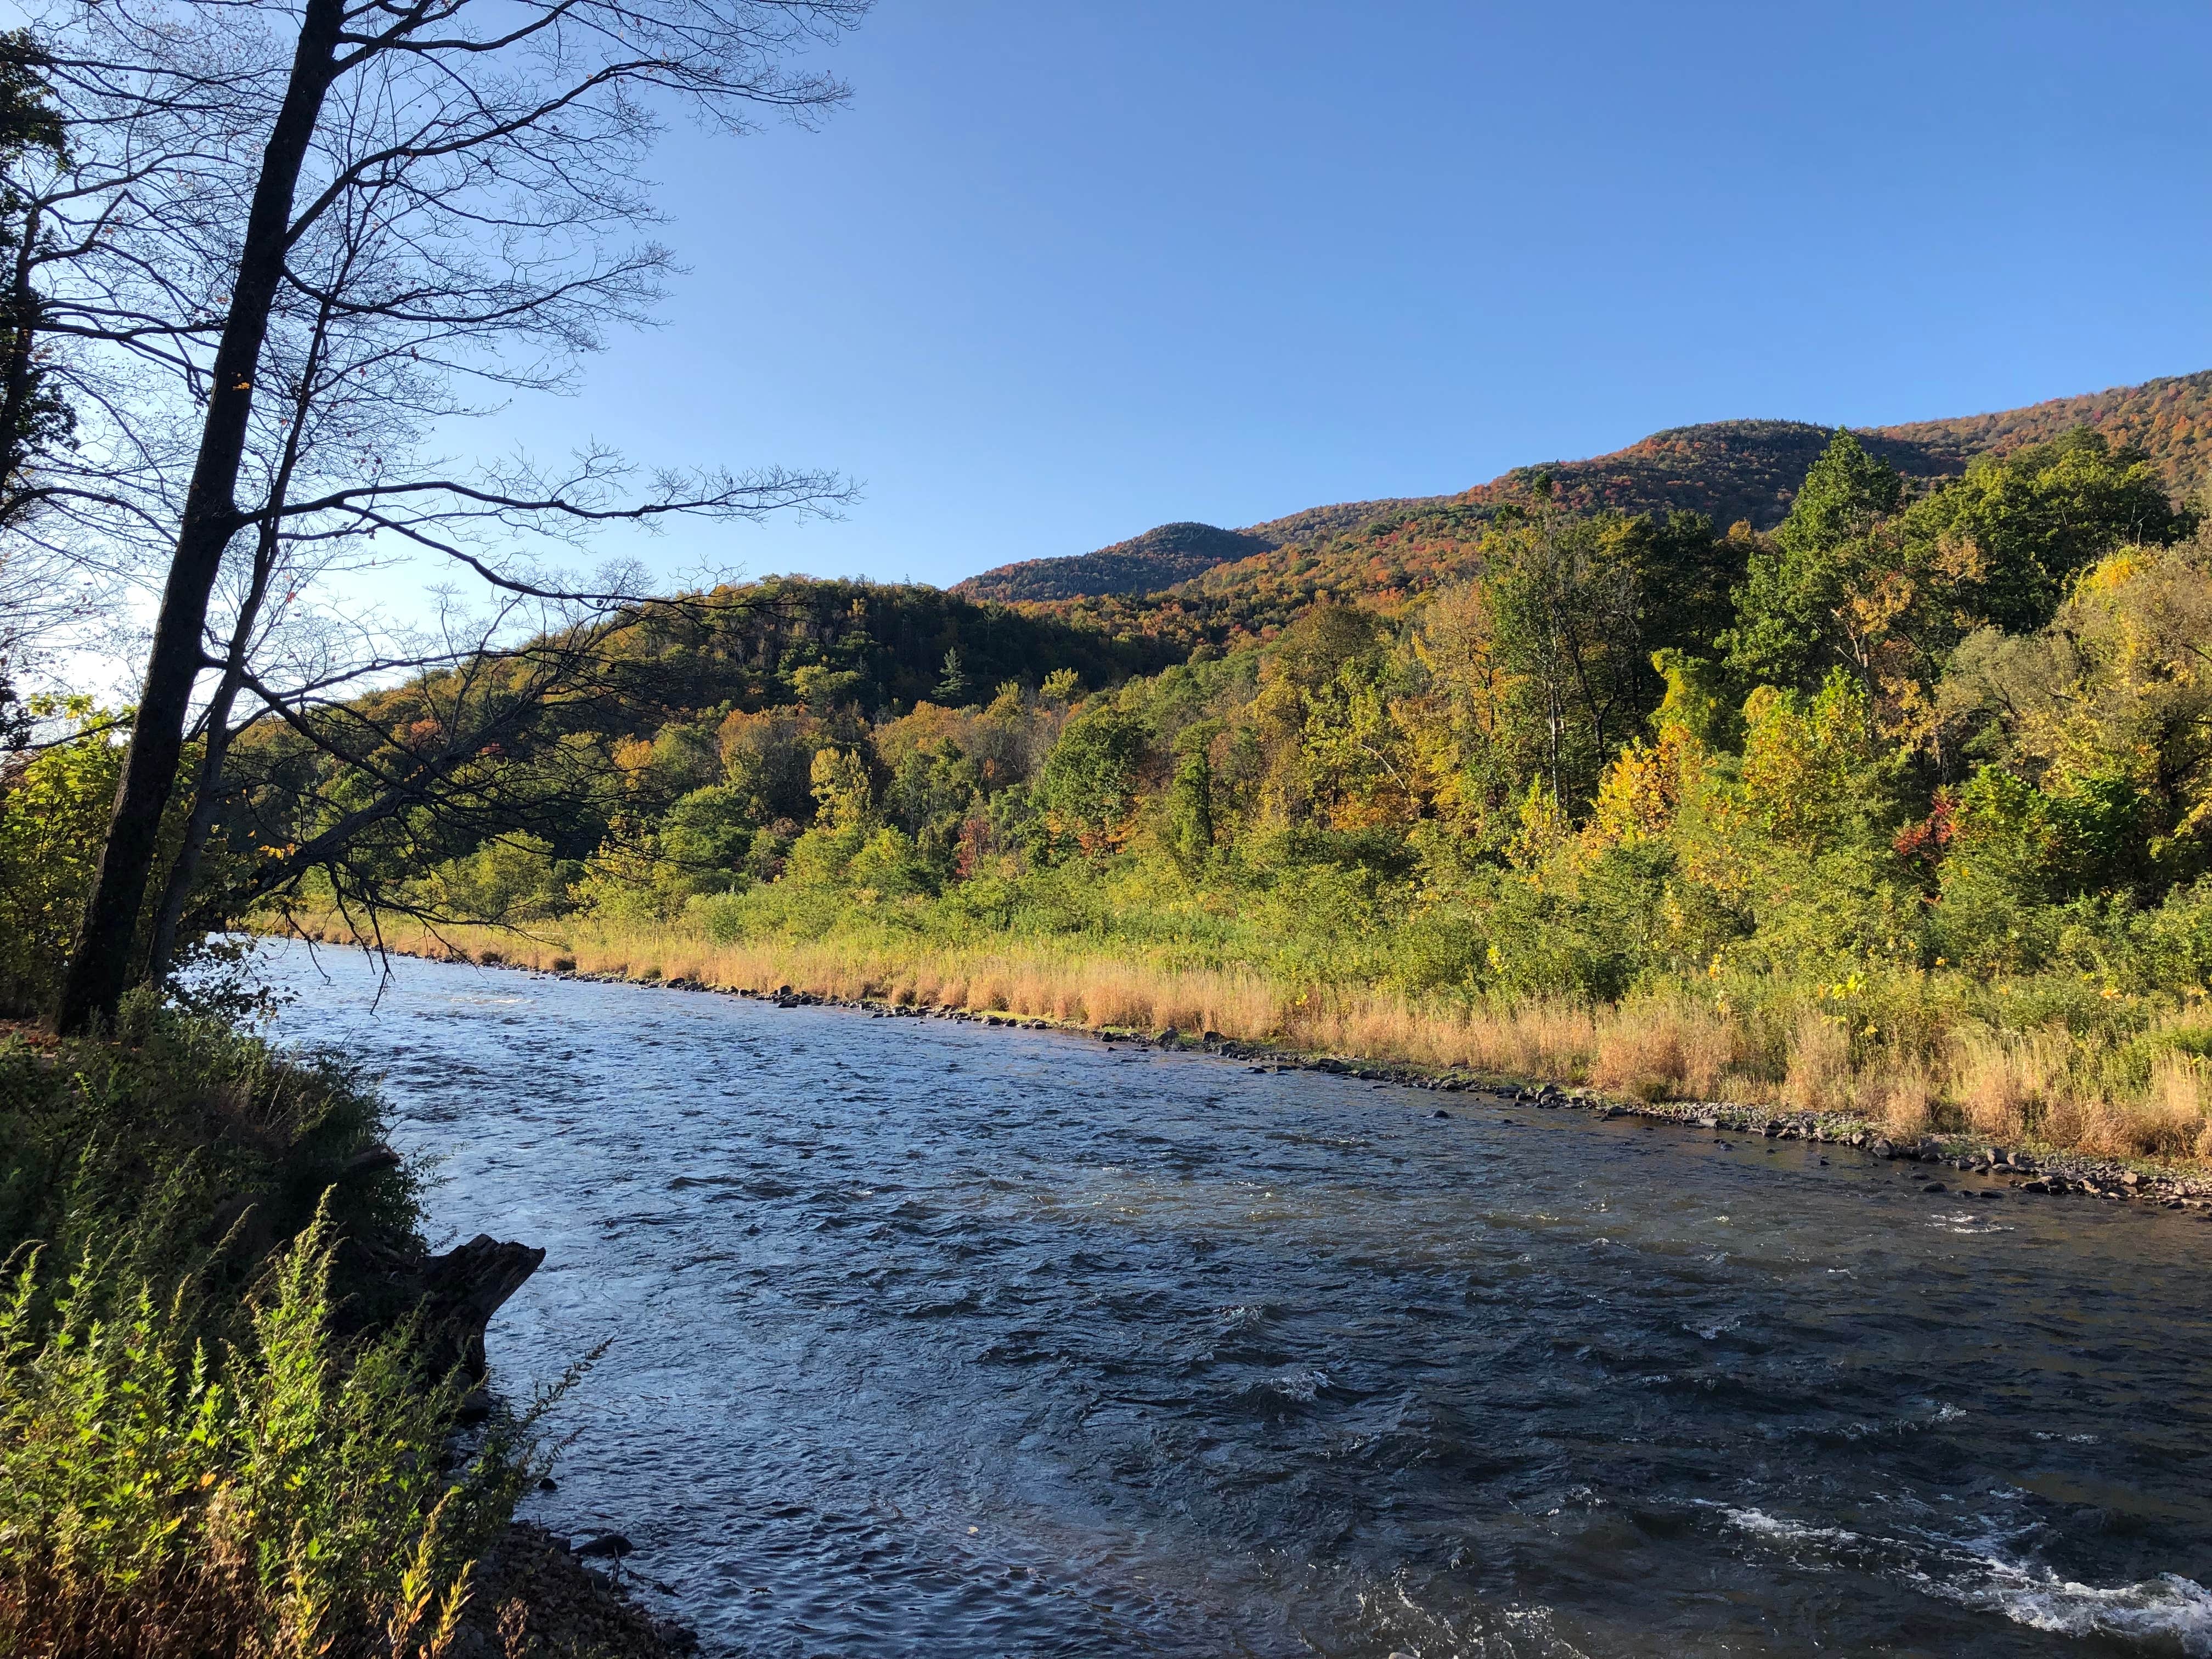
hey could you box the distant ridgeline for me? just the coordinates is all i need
[952,502,1438,604]
[951,369,2212,646]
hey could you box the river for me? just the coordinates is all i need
[262,943,2212,1658]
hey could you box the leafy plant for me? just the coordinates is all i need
[0,1203,528,1659]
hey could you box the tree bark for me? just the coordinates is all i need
[54,0,345,1031]
[143,656,249,988]
[0,195,43,515]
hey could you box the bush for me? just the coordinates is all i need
[0,1204,525,1658]
[0,704,126,1017]
[0,1007,416,1289]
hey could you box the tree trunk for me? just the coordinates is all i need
[0,195,43,516]
[54,0,344,1032]
[144,664,247,987]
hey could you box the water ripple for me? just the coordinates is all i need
[267,945,2212,1658]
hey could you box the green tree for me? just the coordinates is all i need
[1486,507,1643,810]
[1036,704,1149,858]
[1736,668,1888,852]
[1897,430,2186,636]
[1724,430,1904,691]
[1617,510,1739,662]
[933,647,969,706]
[0,702,122,1012]
[416,832,573,922]
[1938,538,2212,885]
[658,784,758,887]
[809,747,874,830]
[0,30,69,526]
[884,738,983,873]
[1163,747,1215,874]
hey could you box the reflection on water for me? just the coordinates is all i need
[266,944,2212,1658]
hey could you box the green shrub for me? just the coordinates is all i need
[0,1204,526,1658]
[0,1009,416,1290]
[0,703,126,1017]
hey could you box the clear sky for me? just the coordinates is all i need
[488,0,2212,592]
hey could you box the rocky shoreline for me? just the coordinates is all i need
[450,1522,698,1658]
[534,965,2212,1216]
[332,1172,698,1652]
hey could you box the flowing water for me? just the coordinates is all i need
[264,943,2212,1658]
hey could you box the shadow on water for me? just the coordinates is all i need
[265,943,2212,1658]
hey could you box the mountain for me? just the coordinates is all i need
[1880,370,2212,489]
[951,370,2212,608]
[954,501,1440,603]
[955,522,1274,603]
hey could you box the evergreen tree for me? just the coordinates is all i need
[933,647,969,706]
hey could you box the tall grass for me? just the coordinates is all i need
[0,1203,524,1658]
[301,914,2212,1166]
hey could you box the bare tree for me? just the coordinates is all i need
[26,0,869,1030]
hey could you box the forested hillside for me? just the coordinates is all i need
[955,522,1277,602]
[1884,369,2212,497]
[956,371,2212,616]
[119,417,2212,1165]
[2,577,1171,1011]
[16,395,2212,1170]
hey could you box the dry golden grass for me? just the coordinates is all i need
[281,916,2212,1167]
[1589,996,1737,1103]
[2086,1051,2208,1161]
[1948,1029,2068,1143]
[1865,1060,1937,1139]
[1782,1013,1852,1113]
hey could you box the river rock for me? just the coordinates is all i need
[452,1523,694,1659]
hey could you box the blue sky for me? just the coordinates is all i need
[493,0,2212,591]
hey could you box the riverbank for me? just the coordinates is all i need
[255,938,2212,1657]
[0,1011,696,1658]
[276,917,2212,1213]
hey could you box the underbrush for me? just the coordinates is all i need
[0,994,420,1289]
[0,1005,534,1658]
[0,1207,524,1658]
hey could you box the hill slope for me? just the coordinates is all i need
[1880,370,2212,489]
[955,522,1273,603]
[954,500,1442,603]
[954,370,2212,608]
